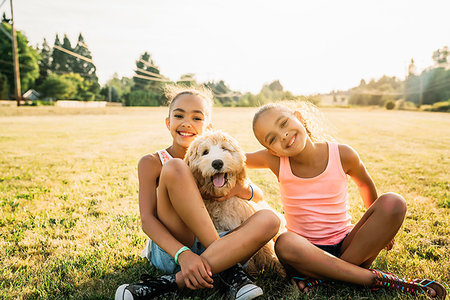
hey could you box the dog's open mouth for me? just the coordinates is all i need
[211,173,227,188]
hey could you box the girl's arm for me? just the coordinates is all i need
[214,180,263,202]
[339,144,378,209]
[138,155,186,258]
[246,149,280,177]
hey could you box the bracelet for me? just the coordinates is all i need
[247,184,254,201]
[174,246,190,265]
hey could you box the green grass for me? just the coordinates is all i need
[0,107,448,299]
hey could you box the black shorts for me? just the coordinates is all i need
[313,233,349,258]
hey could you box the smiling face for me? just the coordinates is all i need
[253,107,309,157]
[166,94,211,149]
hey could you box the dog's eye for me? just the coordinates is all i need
[221,146,229,152]
[202,149,209,156]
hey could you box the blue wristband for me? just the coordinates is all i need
[174,246,190,265]
[247,184,254,201]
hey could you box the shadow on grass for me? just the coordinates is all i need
[21,256,419,300]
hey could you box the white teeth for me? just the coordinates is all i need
[288,135,295,147]
[179,132,194,136]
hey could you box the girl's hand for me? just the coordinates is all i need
[177,250,214,290]
[214,181,250,202]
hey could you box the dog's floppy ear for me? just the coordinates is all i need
[184,136,202,166]
[225,133,246,165]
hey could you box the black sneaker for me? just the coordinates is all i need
[218,264,263,300]
[115,274,177,300]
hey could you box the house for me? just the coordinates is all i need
[23,89,41,101]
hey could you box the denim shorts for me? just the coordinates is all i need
[150,231,229,274]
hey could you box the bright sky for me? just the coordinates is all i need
[7,0,450,94]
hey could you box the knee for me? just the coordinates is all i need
[161,158,191,181]
[377,192,407,219]
[275,232,308,263]
[253,209,281,239]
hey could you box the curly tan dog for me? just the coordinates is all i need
[185,130,286,276]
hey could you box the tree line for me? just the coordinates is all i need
[347,46,449,109]
[0,19,448,109]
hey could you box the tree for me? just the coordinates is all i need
[39,73,75,99]
[0,22,39,95]
[36,38,52,87]
[0,73,8,99]
[101,73,134,102]
[432,46,449,65]
[133,51,163,92]
[268,80,283,92]
[177,73,197,87]
[205,80,239,107]
[50,34,64,72]
[72,34,97,80]
[100,85,119,102]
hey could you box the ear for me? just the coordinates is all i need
[294,111,305,124]
[206,122,213,130]
[165,117,170,130]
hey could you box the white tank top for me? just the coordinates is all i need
[157,149,173,165]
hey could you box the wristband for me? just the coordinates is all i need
[247,184,254,201]
[174,246,190,265]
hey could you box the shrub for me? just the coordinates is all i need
[396,100,417,110]
[123,90,162,106]
[427,100,450,112]
[385,100,395,110]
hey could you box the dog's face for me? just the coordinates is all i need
[185,130,247,198]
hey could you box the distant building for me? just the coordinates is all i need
[319,92,349,106]
[23,89,41,101]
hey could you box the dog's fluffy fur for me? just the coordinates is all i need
[185,130,285,276]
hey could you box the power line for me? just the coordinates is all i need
[53,45,93,64]
[138,59,160,70]
[133,73,172,82]
[135,67,166,79]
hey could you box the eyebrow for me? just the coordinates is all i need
[173,108,204,115]
[264,116,284,143]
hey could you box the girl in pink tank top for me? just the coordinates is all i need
[247,102,446,299]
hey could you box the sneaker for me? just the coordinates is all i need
[115,274,177,300]
[218,264,263,300]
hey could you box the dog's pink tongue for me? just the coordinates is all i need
[213,173,225,187]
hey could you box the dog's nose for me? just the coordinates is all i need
[212,159,223,170]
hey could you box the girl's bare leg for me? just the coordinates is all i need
[276,192,406,291]
[157,158,220,248]
[157,159,280,288]
[200,209,280,273]
[175,209,280,289]
[275,232,375,286]
[340,192,406,267]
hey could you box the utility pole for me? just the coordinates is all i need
[10,0,21,106]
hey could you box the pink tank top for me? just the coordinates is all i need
[279,142,353,245]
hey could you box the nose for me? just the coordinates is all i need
[182,121,192,128]
[281,131,288,140]
[212,159,223,170]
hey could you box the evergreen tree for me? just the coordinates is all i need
[72,33,96,80]
[72,34,100,99]
[36,38,52,86]
[50,34,63,72]
[60,34,74,73]
[132,51,162,92]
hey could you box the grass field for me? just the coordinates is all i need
[0,106,449,299]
